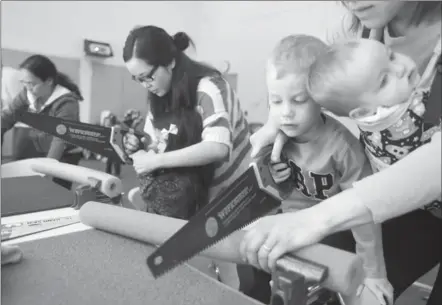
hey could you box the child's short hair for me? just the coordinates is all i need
[268,34,329,79]
[306,40,361,116]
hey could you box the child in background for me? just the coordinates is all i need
[306,38,441,218]
[244,35,392,305]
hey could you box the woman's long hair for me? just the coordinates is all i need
[19,54,83,100]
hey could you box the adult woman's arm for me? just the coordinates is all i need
[158,141,229,168]
[313,131,441,237]
[343,131,441,225]
[240,132,441,271]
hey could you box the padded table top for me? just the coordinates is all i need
[1,176,73,216]
[1,229,261,305]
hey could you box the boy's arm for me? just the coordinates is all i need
[336,140,387,279]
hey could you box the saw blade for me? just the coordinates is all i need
[146,165,282,278]
[17,111,122,161]
[1,215,80,241]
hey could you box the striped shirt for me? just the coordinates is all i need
[143,75,252,201]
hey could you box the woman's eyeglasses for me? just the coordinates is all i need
[132,66,159,84]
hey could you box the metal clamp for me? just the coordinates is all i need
[72,178,122,210]
[270,255,337,305]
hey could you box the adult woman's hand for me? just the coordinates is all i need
[131,149,162,175]
[239,209,328,272]
[363,277,394,305]
[123,133,141,155]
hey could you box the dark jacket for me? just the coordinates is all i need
[1,86,81,160]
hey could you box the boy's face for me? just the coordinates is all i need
[344,39,419,110]
[267,64,322,141]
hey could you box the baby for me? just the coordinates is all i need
[306,38,441,217]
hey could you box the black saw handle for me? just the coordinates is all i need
[111,125,154,165]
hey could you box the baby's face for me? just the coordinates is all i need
[266,64,322,141]
[345,39,420,109]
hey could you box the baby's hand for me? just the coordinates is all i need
[269,162,291,184]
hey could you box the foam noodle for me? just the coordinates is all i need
[30,158,122,198]
[79,202,364,296]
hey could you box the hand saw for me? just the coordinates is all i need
[1,215,80,242]
[16,112,152,165]
[147,147,295,278]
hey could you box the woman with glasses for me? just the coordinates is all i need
[122,25,250,288]
[1,54,84,190]
[123,25,251,213]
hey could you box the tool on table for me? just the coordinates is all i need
[141,144,364,304]
[146,147,295,278]
[270,256,341,305]
[79,202,364,298]
[1,158,126,241]
[17,112,152,165]
[28,158,125,208]
[1,215,80,242]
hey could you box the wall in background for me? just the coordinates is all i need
[2,1,198,121]
[1,49,80,85]
[1,1,203,66]
[196,1,347,123]
[1,1,347,123]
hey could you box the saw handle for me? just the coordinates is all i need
[112,126,153,165]
[251,145,294,201]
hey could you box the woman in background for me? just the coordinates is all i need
[1,54,84,190]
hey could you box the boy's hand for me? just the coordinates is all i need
[269,161,291,184]
[360,277,394,305]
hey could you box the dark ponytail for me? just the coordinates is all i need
[56,72,84,101]
[172,32,195,52]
